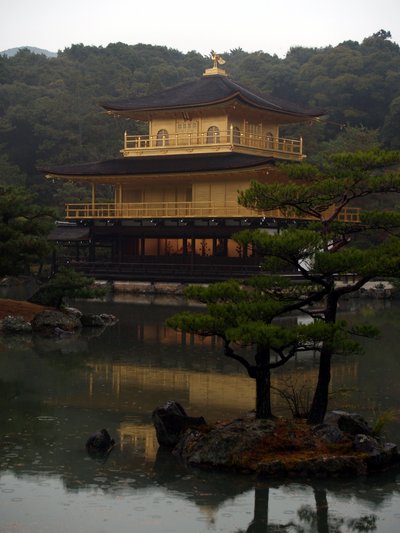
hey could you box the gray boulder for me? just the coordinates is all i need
[353,434,380,453]
[31,309,81,336]
[86,428,115,454]
[324,410,374,436]
[80,313,106,327]
[152,400,206,447]
[313,423,346,444]
[80,313,118,327]
[174,417,275,466]
[99,313,118,326]
[0,315,32,334]
[61,306,83,319]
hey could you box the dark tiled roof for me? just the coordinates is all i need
[41,153,275,177]
[102,75,322,117]
[48,226,90,241]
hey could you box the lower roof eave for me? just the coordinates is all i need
[40,152,278,181]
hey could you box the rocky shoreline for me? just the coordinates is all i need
[153,402,400,479]
[0,300,118,336]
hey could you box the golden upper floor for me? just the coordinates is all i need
[121,126,303,160]
[43,61,329,222]
[102,65,323,160]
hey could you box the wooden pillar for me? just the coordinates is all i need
[115,184,122,216]
[89,239,95,262]
[118,236,123,262]
[91,183,96,216]
[190,237,195,270]
[219,238,227,257]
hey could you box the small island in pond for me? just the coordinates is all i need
[153,401,400,478]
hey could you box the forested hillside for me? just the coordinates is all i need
[0,30,399,210]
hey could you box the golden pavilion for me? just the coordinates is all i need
[44,55,327,281]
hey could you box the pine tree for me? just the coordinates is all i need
[237,149,400,423]
[168,150,400,422]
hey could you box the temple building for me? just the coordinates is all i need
[44,55,328,281]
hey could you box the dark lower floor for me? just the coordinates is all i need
[49,217,285,281]
[65,258,261,283]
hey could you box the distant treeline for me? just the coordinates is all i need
[0,30,399,210]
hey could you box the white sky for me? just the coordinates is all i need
[1,0,400,57]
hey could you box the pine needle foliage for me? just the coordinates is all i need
[236,149,400,423]
[168,150,400,422]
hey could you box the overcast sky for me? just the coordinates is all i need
[1,0,399,57]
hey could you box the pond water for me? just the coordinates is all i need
[0,295,400,532]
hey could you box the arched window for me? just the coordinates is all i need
[207,126,220,144]
[156,129,169,146]
[233,126,241,144]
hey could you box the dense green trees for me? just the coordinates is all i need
[0,185,54,276]
[28,268,106,307]
[1,31,400,210]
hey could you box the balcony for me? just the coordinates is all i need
[65,200,360,223]
[121,128,304,161]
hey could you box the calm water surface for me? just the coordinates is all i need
[1,295,400,532]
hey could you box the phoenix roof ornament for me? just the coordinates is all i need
[210,50,226,68]
[204,51,227,77]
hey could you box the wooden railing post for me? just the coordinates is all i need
[91,183,96,217]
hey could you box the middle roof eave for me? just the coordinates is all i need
[41,152,276,178]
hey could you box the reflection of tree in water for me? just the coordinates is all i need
[233,486,292,533]
[234,485,377,533]
[294,487,377,532]
[245,487,290,532]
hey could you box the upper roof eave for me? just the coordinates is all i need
[102,92,241,114]
[104,93,323,120]
[101,74,324,119]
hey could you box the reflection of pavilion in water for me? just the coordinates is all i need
[118,422,159,461]
[82,356,358,462]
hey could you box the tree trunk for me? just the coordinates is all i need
[307,291,338,425]
[255,370,272,419]
[247,487,270,532]
[255,344,273,419]
[314,487,329,533]
[307,345,332,424]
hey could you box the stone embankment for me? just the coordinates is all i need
[97,280,397,298]
[152,402,399,479]
[1,275,396,299]
[110,281,187,295]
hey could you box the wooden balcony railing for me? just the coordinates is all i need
[65,200,360,223]
[121,128,303,160]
